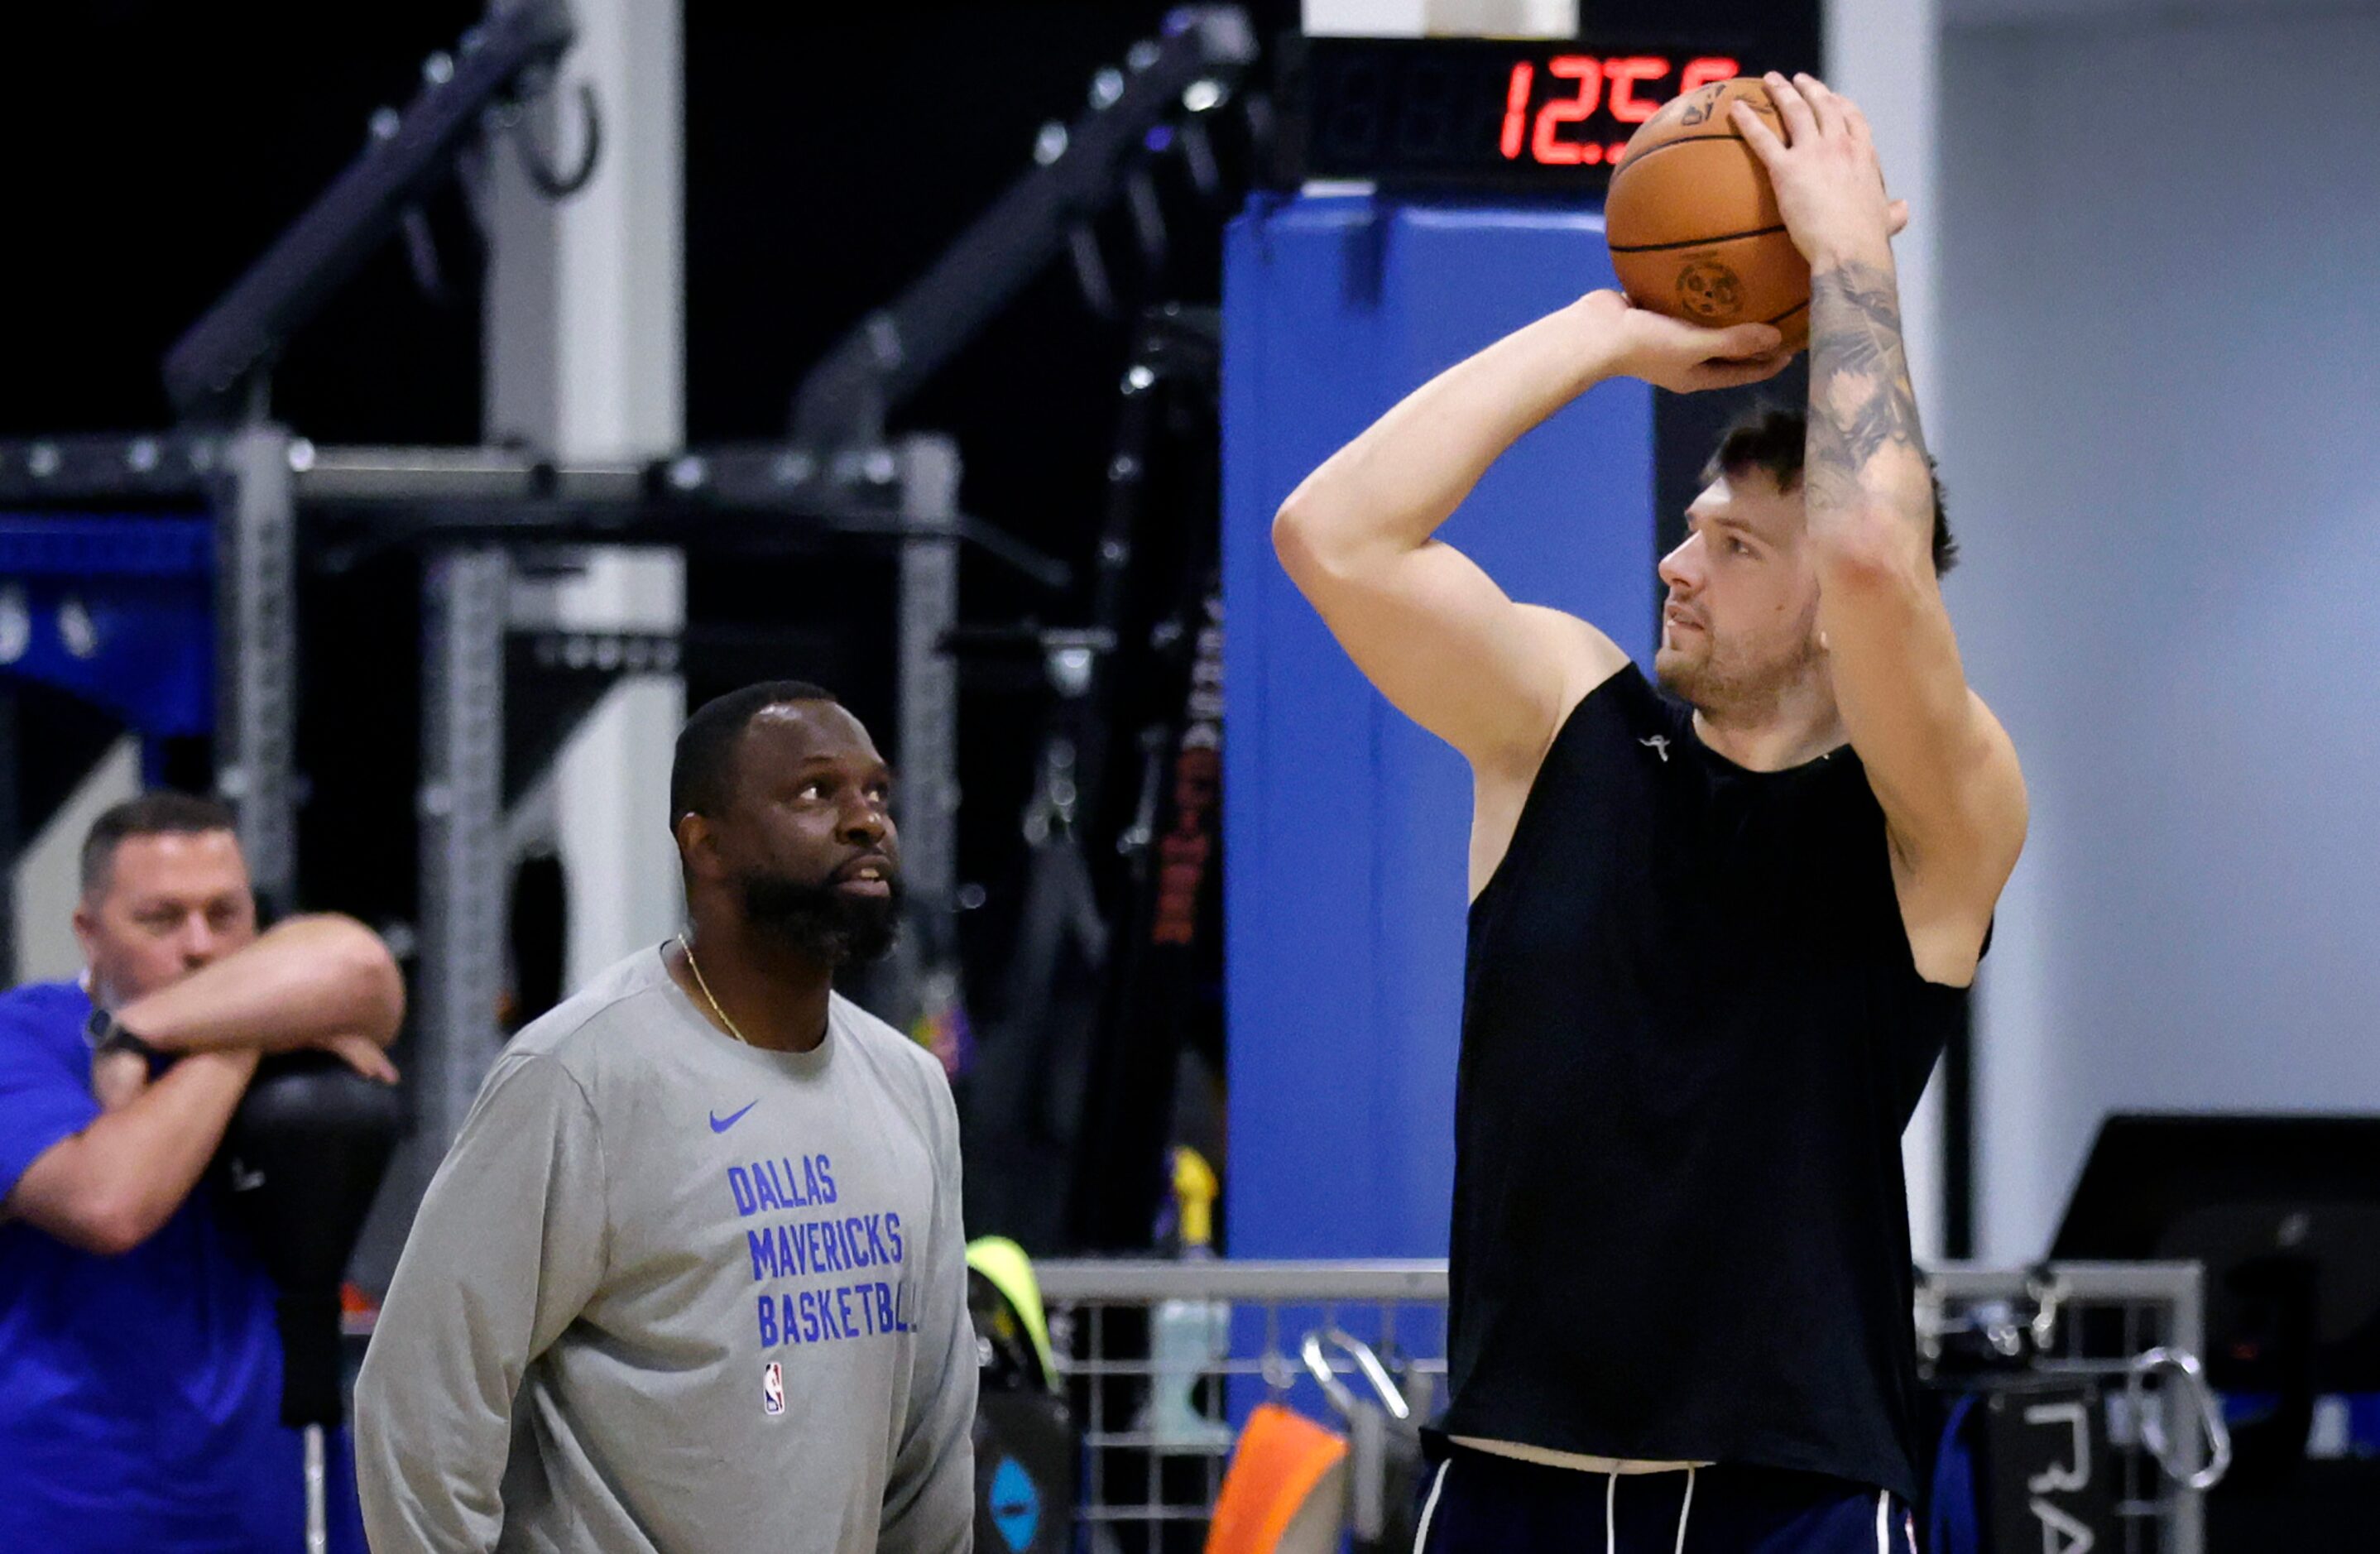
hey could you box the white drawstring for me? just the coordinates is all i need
[1412,1461,1450,1554]
[1672,1465,1696,1554]
[1606,1471,1619,1554]
[1874,1490,1890,1554]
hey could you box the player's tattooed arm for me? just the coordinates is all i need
[1725,70,1933,549]
[1805,257,1935,543]
[1735,70,2027,970]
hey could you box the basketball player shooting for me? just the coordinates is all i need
[1272,72,2027,1554]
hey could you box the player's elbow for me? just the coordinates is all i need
[1273,492,1372,594]
[67,1188,166,1258]
[1272,493,1326,577]
[1812,506,1928,593]
[318,916,408,1045]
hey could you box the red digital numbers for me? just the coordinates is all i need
[1531,56,1600,165]
[1499,61,1534,160]
[1499,54,1740,165]
[1604,56,1668,123]
[1681,57,1739,94]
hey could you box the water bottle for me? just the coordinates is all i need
[1145,1146,1235,1451]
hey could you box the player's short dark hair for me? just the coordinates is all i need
[80,791,241,899]
[1704,405,1959,577]
[670,681,841,824]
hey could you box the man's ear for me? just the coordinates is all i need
[674,813,718,880]
[70,901,101,968]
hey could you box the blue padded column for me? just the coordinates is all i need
[1222,194,1656,1258]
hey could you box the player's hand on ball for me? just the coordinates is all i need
[1586,290,1789,392]
[1731,73,1898,267]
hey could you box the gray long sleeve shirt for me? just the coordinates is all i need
[354,946,976,1553]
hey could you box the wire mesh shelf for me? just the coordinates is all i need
[1032,1258,2209,1554]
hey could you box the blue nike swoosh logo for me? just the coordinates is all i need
[710,1101,759,1134]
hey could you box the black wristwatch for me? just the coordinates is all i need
[84,1006,163,1065]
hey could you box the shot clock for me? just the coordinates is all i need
[1279,32,1815,192]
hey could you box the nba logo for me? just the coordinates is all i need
[761,1362,785,1416]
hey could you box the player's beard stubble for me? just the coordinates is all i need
[1655,608,1823,725]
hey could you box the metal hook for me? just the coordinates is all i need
[511,79,601,199]
[2129,1346,2233,1492]
[1912,1275,1946,1368]
[1298,1327,1412,1423]
[2023,1269,2066,1353]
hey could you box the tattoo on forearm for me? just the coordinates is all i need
[1806,261,1929,518]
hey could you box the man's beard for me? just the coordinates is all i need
[1654,620,1821,721]
[1655,640,1754,712]
[737,869,904,969]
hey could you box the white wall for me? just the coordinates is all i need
[1303,0,1576,35]
[1830,0,1951,1261]
[485,0,686,989]
[1939,7,2380,1259]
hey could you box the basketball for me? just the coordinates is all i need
[1605,79,1810,351]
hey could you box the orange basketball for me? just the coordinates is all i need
[1605,79,1810,350]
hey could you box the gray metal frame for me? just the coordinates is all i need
[894,436,962,1005]
[0,426,1028,1245]
[415,547,511,1173]
[1031,1258,2212,1554]
[213,425,300,909]
[787,7,1257,448]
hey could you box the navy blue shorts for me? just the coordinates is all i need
[1413,1447,1919,1554]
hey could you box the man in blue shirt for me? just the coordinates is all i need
[1,790,404,1552]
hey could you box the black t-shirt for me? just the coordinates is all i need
[1437,664,1965,1504]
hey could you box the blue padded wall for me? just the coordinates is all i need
[1222,194,1655,1257]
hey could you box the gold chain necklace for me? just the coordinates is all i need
[678,934,750,1046]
